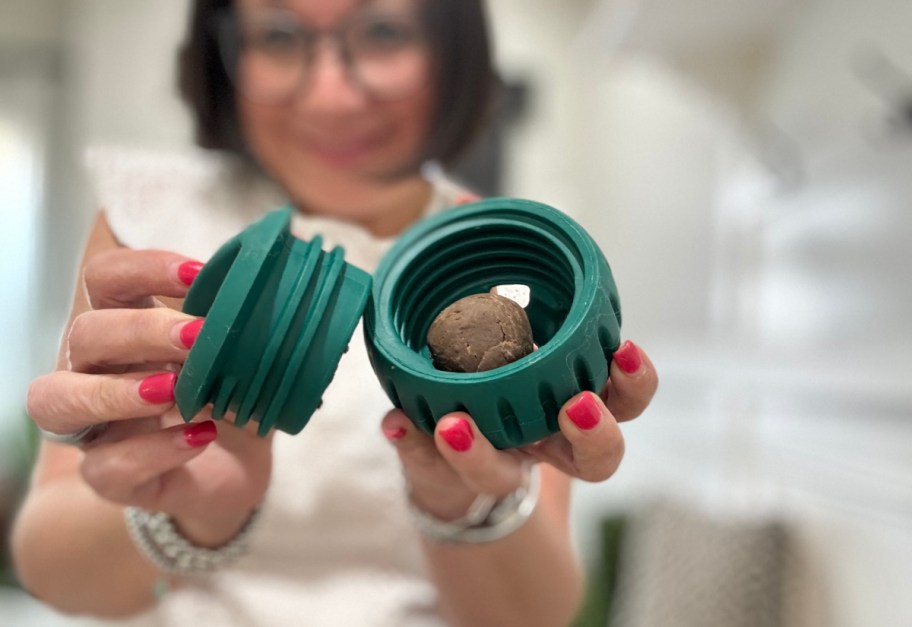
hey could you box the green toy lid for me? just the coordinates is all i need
[174,206,372,436]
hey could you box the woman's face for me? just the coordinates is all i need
[233,0,436,208]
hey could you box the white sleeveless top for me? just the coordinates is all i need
[87,147,468,627]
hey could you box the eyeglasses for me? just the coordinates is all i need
[215,9,433,103]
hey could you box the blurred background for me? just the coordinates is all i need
[1,0,910,625]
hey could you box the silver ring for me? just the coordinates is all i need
[38,423,109,447]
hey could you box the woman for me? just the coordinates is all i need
[13,0,659,625]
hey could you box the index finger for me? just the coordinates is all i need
[84,248,203,310]
[27,370,177,435]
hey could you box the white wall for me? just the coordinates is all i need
[486,0,595,214]
[27,0,197,375]
[549,1,912,626]
[63,0,193,151]
[0,0,66,478]
[0,0,61,46]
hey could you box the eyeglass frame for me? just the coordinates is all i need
[212,7,436,104]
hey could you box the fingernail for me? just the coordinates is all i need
[177,261,204,286]
[138,372,176,404]
[453,193,480,206]
[439,418,474,452]
[567,393,601,430]
[179,319,204,349]
[613,340,642,375]
[182,421,217,448]
[382,425,407,442]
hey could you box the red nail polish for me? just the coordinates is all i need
[382,425,407,441]
[567,393,601,430]
[177,261,204,286]
[453,193,480,206]
[439,418,474,452]
[180,319,204,349]
[613,340,642,375]
[183,421,217,448]
[138,372,176,404]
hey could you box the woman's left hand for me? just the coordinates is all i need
[380,340,658,520]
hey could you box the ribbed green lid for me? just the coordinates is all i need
[174,206,372,436]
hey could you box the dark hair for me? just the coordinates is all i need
[177,0,496,166]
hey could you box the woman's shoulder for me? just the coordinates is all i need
[86,146,286,260]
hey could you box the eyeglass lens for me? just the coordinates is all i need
[221,10,431,102]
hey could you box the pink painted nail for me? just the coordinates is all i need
[179,319,204,349]
[613,340,642,375]
[177,261,204,286]
[138,372,176,404]
[182,421,217,448]
[453,193,481,206]
[382,425,407,442]
[566,393,601,430]
[439,418,474,452]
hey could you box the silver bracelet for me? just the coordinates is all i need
[124,506,260,576]
[409,464,540,544]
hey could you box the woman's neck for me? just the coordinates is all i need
[290,173,433,238]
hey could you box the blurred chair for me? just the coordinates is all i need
[575,500,791,627]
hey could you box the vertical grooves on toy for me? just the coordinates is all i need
[414,395,435,434]
[574,356,595,392]
[497,398,523,447]
[259,247,345,436]
[212,376,238,421]
[598,325,616,366]
[538,382,560,434]
[383,378,401,409]
[608,281,622,328]
[235,237,323,427]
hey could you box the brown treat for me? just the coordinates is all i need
[427,293,534,373]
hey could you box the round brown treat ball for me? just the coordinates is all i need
[426,293,534,372]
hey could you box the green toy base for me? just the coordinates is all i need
[364,198,622,449]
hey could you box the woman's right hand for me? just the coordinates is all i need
[26,248,272,546]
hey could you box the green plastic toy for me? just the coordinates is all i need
[364,198,622,449]
[175,198,621,449]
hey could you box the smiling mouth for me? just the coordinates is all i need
[298,131,390,167]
